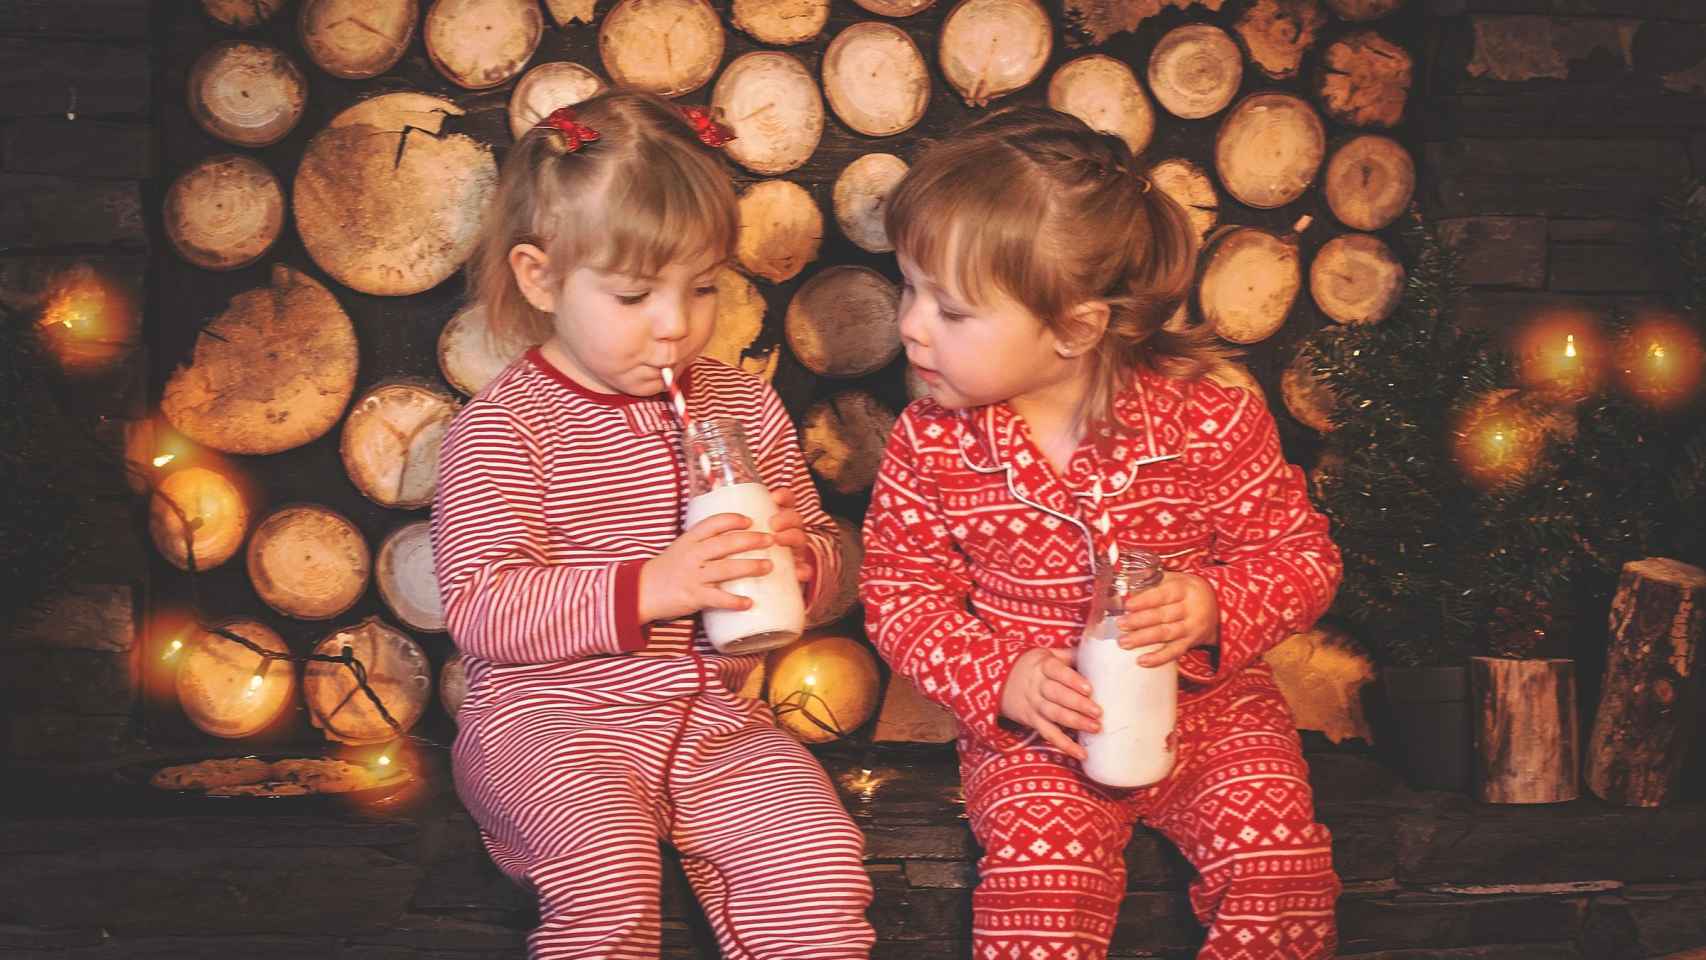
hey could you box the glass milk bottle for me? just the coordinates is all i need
[680,416,805,654]
[1076,548,1178,788]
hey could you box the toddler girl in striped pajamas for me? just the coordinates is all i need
[859,107,1344,959]
[431,90,874,960]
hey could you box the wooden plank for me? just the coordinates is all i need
[0,174,144,250]
[1425,138,1691,218]
[1439,216,1548,289]
[0,38,151,118]
[1,118,154,178]
[0,0,152,39]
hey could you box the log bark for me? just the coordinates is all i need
[202,0,286,29]
[737,179,823,284]
[424,0,542,90]
[1198,225,1302,344]
[295,94,498,296]
[305,616,432,743]
[1310,231,1404,324]
[187,41,306,148]
[508,62,604,141]
[1325,134,1414,232]
[149,466,250,572]
[786,266,901,378]
[823,22,930,138]
[732,0,829,45]
[599,0,723,98]
[377,520,447,633]
[1215,92,1325,210]
[247,503,372,621]
[1281,342,1337,432]
[1148,157,1218,241]
[940,0,1052,108]
[340,379,461,510]
[712,51,824,176]
[299,0,417,80]
[1473,656,1580,804]
[1317,30,1411,129]
[834,153,908,254]
[176,619,294,740]
[164,154,284,272]
[802,391,897,494]
[1147,25,1241,120]
[854,0,936,14]
[544,0,596,24]
[161,265,358,455]
[1326,0,1403,21]
[805,516,865,629]
[1233,0,1325,81]
[1587,558,1706,807]
[438,301,529,396]
[766,631,882,742]
[1049,54,1155,155]
[332,90,463,133]
[702,268,774,380]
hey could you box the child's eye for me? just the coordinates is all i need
[616,291,649,305]
[940,309,967,323]
[694,285,717,297]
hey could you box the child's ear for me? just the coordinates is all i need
[508,243,559,315]
[1053,300,1111,359]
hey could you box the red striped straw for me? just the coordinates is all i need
[659,366,690,427]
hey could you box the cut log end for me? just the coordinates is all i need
[940,0,1052,107]
[1049,54,1156,155]
[1318,31,1412,129]
[713,51,825,176]
[149,466,250,573]
[247,504,372,621]
[738,179,824,285]
[1281,347,1337,432]
[833,153,908,254]
[1148,157,1219,241]
[785,266,901,378]
[1326,134,1415,232]
[599,0,724,98]
[203,0,286,29]
[823,22,930,138]
[1147,25,1242,121]
[766,632,882,742]
[177,619,295,739]
[1234,0,1326,81]
[732,0,830,45]
[341,380,462,510]
[1215,93,1326,210]
[854,0,936,14]
[805,515,866,629]
[438,302,530,397]
[377,520,447,633]
[508,61,605,142]
[1199,226,1301,344]
[300,0,418,80]
[424,0,543,90]
[165,154,285,272]
[802,392,897,494]
[703,269,769,374]
[188,41,307,148]
[305,617,431,743]
[1310,232,1405,325]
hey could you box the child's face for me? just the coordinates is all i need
[515,246,721,396]
[896,251,1078,411]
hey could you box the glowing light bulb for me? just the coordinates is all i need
[1564,334,1577,359]
[152,453,175,468]
[1649,342,1666,361]
[248,673,264,691]
[162,638,184,661]
[803,673,818,688]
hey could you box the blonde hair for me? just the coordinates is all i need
[885,106,1229,416]
[471,89,739,346]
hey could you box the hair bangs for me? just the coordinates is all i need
[548,148,736,281]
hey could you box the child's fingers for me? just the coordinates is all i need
[772,486,797,509]
[1039,698,1101,734]
[1031,713,1087,761]
[1138,638,1196,667]
[1041,677,1102,720]
[685,512,753,540]
[1039,650,1094,697]
[1123,580,1184,611]
[771,524,808,547]
[698,530,773,559]
[1117,603,1182,633]
[1120,622,1185,649]
[698,586,756,612]
[701,557,772,584]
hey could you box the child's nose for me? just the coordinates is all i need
[897,299,928,346]
[654,303,689,341]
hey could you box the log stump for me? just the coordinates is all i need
[732,0,829,45]
[164,154,285,272]
[188,41,307,148]
[766,631,882,742]
[703,268,772,379]
[545,0,595,24]
[713,52,824,176]
[1148,157,1218,241]
[855,0,936,13]
[1327,0,1404,22]
[1318,30,1411,129]
[377,520,447,633]
[248,503,372,621]
[1198,224,1303,344]
[295,94,498,296]
[823,22,931,138]
[1472,656,1580,804]
[834,153,908,254]
[177,619,295,740]
[1147,25,1242,120]
[737,179,823,284]
[1587,558,1706,807]
[939,0,1052,108]
[1049,54,1155,156]
[1310,232,1404,325]
[786,266,901,378]
[1325,134,1414,232]
[599,0,724,98]
[149,466,250,572]
[1234,0,1325,81]
[803,391,897,494]
[508,62,604,141]
[161,265,358,455]
[203,0,286,29]
[438,301,529,397]
[1281,342,1338,432]
[1215,92,1325,210]
[424,0,542,90]
[340,380,461,510]
[305,617,432,743]
[299,0,418,80]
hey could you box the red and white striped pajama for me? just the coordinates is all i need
[861,370,1344,960]
[433,349,875,960]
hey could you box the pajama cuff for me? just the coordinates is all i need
[613,558,648,652]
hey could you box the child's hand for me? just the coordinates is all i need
[638,514,774,624]
[999,648,1102,760]
[768,486,817,589]
[1117,572,1219,667]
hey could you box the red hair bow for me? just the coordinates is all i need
[679,106,735,149]
[537,107,600,152]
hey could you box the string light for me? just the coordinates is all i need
[1615,311,1704,411]
[1453,390,1549,488]
[153,453,176,468]
[1514,309,1605,402]
[162,637,185,662]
